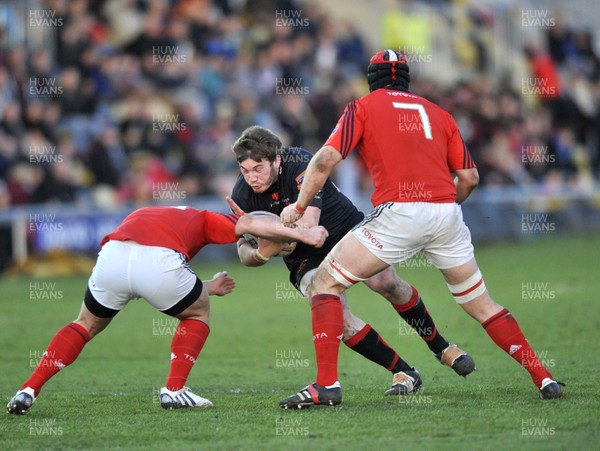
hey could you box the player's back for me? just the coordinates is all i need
[356,89,470,206]
[103,206,238,260]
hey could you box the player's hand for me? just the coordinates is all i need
[257,237,285,258]
[226,196,245,215]
[280,203,304,227]
[207,271,236,296]
[301,225,328,248]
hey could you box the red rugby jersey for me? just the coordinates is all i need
[101,206,240,260]
[325,89,476,206]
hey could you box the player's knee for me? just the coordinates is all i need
[310,265,344,295]
[460,293,503,323]
[447,269,487,304]
[366,269,412,303]
[176,303,210,324]
[318,254,366,294]
[367,272,398,297]
[74,318,108,339]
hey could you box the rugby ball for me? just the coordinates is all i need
[242,211,297,257]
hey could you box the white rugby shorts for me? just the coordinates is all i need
[351,202,474,269]
[87,240,200,314]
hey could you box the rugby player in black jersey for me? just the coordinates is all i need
[228,125,475,397]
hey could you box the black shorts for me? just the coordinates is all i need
[287,251,330,292]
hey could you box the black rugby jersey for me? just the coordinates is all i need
[230,147,364,268]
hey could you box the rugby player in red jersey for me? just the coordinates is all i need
[280,50,563,408]
[7,206,328,414]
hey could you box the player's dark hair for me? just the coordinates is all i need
[367,49,410,92]
[232,125,282,163]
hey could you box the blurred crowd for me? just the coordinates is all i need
[0,0,598,210]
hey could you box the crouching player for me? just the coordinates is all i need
[7,206,327,414]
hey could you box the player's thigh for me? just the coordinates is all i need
[174,283,210,321]
[438,258,480,285]
[86,240,136,317]
[128,245,203,316]
[421,203,475,271]
[298,268,317,298]
[350,202,428,266]
[316,232,389,293]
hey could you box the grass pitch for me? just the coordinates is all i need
[1,234,599,450]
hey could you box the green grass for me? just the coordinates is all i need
[1,234,599,450]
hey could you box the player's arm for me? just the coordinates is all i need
[446,113,478,204]
[225,196,303,266]
[236,237,270,267]
[296,206,321,228]
[234,214,328,247]
[453,168,479,203]
[281,146,341,226]
[236,236,288,267]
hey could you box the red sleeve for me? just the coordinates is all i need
[203,212,241,244]
[324,100,365,159]
[446,113,476,171]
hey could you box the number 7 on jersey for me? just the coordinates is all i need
[393,102,433,140]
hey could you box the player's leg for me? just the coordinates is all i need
[7,301,112,415]
[301,269,416,387]
[164,283,212,408]
[317,234,423,395]
[364,268,475,377]
[424,203,562,398]
[133,247,213,409]
[156,283,213,409]
[280,233,413,408]
[7,240,130,415]
[439,258,563,399]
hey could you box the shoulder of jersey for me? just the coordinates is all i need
[280,146,312,167]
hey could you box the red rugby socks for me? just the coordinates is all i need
[311,295,344,387]
[22,322,90,396]
[482,308,553,388]
[166,319,210,391]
